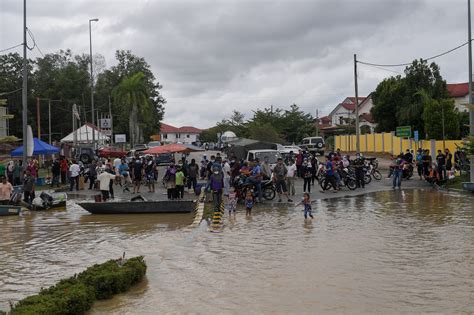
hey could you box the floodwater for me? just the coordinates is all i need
[1,189,473,314]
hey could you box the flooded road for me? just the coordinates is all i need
[1,189,473,314]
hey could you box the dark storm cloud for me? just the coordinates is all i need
[0,0,470,127]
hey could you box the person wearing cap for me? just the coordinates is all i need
[272,158,293,203]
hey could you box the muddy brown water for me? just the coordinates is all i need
[1,189,473,314]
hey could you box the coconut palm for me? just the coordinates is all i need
[112,72,150,146]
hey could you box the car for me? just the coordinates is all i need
[75,147,98,164]
[155,153,175,165]
[98,146,128,158]
[301,136,325,156]
[133,144,148,151]
[147,141,161,148]
[280,145,303,154]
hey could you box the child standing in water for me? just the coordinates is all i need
[245,189,254,216]
[227,189,237,215]
[302,192,314,220]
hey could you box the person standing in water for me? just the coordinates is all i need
[245,189,254,216]
[301,192,314,220]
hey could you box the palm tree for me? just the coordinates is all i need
[112,72,150,146]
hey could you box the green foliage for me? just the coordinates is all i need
[9,256,146,315]
[371,59,459,138]
[420,91,460,139]
[0,49,164,143]
[462,136,474,155]
[247,123,285,143]
[204,105,315,144]
[372,76,406,132]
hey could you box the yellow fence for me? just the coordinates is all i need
[335,133,463,155]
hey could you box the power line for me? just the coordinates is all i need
[0,43,23,53]
[0,88,22,96]
[357,40,470,67]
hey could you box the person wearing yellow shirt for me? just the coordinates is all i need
[175,166,185,199]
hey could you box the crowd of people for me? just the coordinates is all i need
[0,145,468,220]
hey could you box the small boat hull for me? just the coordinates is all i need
[0,205,22,216]
[78,200,195,214]
[32,200,67,211]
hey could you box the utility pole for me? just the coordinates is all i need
[315,109,319,137]
[36,97,41,139]
[354,54,360,153]
[89,18,99,147]
[22,0,28,167]
[48,99,51,144]
[109,95,113,144]
[468,0,474,184]
[441,102,446,150]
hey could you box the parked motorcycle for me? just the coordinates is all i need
[232,175,276,202]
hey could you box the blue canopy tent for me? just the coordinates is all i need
[11,138,60,156]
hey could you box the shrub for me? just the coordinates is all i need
[8,256,146,315]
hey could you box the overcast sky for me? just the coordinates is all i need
[0,0,471,128]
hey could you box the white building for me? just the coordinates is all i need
[328,97,366,126]
[447,83,470,112]
[159,123,202,144]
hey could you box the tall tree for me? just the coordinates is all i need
[112,72,150,146]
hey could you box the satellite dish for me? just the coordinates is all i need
[26,125,34,156]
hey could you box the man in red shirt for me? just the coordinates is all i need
[60,157,69,185]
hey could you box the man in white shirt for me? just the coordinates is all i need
[286,159,297,196]
[98,170,116,201]
[222,158,231,196]
[69,160,81,191]
[113,157,121,172]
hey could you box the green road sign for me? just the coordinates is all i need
[396,126,411,138]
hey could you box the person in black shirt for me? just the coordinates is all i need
[445,148,453,171]
[422,150,431,176]
[353,153,365,188]
[404,149,413,164]
[51,159,61,188]
[436,150,446,180]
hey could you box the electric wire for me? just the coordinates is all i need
[357,40,470,67]
[0,43,23,53]
[0,88,22,96]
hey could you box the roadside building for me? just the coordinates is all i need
[158,123,202,144]
[447,82,471,112]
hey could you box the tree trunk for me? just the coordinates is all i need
[130,103,138,146]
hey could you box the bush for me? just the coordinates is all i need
[9,256,146,315]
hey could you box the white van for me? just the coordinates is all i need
[246,149,282,169]
[301,137,325,156]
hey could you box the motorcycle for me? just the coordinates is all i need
[320,167,357,191]
[232,175,276,202]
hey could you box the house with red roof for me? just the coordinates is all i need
[328,96,367,126]
[158,123,202,144]
[447,82,470,112]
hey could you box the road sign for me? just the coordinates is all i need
[115,134,126,143]
[100,118,111,129]
[396,126,411,138]
[414,130,419,141]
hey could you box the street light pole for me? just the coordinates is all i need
[468,0,474,184]
[89,18,99,147]
[354,54,360,153]
[22,0,27,167]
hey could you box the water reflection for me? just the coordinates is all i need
[1,190,473,314]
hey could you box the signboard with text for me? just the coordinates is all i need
[115,134,126,143]
[414,130,419,141]
[396,126,411,138]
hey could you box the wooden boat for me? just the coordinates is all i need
[78,200,195,214]
[0,205,23,216]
